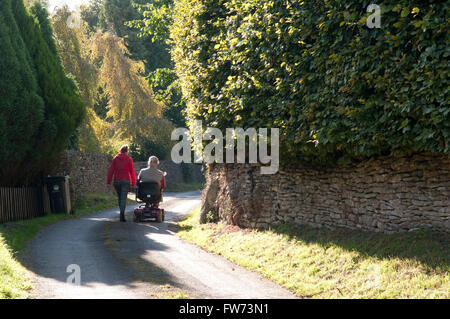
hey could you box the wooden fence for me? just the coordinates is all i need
[0,186,45,224]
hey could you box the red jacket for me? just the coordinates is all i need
[107,153,136,187]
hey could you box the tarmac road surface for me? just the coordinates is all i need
[23,191,296,299]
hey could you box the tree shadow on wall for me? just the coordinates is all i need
[270,223,450,271]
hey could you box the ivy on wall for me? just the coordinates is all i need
[171,0,449,166]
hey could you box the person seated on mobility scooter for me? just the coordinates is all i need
[134,156,167,222]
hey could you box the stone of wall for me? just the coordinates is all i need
[204,153,450,234]
[181,162,206,184]
[134,160,204,185]
[48,152,205,203]
[49,152,205,202]
[48,151,114,202]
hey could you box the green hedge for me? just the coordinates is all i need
[0,0,85,184]
[172,0,449,165]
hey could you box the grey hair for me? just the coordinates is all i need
[148,156,159,167]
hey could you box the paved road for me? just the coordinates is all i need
[23,191,296,299]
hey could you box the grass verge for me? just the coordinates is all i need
[0,192,133,299]
[176,207,450,299]
[150,285,189,299]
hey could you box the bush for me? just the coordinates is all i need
[0,0,45,182]
[171,0,449,166]
[0,0,85,185]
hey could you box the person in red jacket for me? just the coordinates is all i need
[107,145,136,222]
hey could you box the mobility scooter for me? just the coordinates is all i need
[133,181,165,223]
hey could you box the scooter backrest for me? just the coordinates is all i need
[138,181,161,200]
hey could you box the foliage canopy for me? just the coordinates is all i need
[171,0,449,165]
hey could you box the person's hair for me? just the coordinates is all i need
[120,145,128,153]
[148,156,159,167]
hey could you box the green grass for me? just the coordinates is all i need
[0,192,132,299]
[164,182,204,193]
[177,207,450,299]
[148,284,190,299]
[0,236,31,299]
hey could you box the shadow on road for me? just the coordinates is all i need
[102,216,181,288]
[19,191,204,298]
[99,197,205,297]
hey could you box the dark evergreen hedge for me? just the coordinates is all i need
[172,0,449,165]
[0,0,85,185]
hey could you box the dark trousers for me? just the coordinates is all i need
[114,180,130,219]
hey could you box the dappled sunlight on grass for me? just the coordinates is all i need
[176,207,449,299]
[0,235,32,299]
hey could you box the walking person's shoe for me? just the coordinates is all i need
[120,212,126,222]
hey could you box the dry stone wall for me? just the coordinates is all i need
[47,151,114,202]
[49,152,205,202]
[134,160,204,185]
[204,153,449,234]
